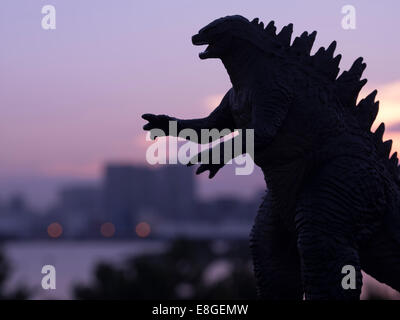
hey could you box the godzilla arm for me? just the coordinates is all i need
[192,84,292,177]
[142,89,235,142]
[177,89,235,137]
[189,131,246,178]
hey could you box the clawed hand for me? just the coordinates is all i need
[141,113,172,139]
[187,150,224,179]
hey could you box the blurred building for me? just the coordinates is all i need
[153,165,195,221]
[0,194,36,239]
[59,185,101,213]
[103,164,195,235]
[55,185,102,237]
[0,164,261,240]
[103,165,153,234]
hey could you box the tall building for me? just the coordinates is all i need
[0,194,36,239]
[55,185,102,237]
[154,165,195,220]
[103,165,155,234]
[59,185,101,213]
[103,164,195,235]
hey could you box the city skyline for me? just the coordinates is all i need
[0,163,259,240]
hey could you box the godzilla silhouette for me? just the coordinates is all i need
[142,15,400,300]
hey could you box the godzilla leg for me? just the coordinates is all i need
[250,193,303,300]
[295,182,363,300]
[296,220,362,300]
[360,231,400,293]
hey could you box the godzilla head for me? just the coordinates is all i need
[191,15,252,60]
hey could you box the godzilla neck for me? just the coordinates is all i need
[222,49,264,89]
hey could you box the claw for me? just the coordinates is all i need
[150,130,164,140]
[141,113,154,121]
[196,165,207,175]
[188,153,201,166]
[143,123,152,130]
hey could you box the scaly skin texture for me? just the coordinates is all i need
[142,15,400,300]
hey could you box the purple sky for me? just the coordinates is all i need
[1,1,400,206]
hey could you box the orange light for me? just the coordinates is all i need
[100,222,116,238]
[136,222,151,238]
[47,222,63,238]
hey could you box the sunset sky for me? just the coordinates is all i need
[1,0,400,206]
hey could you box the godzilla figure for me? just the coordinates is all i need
[142,15,400,300]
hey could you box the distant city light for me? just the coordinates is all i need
[136,222,151,238]
[100,222,116,238]
[47,222,63,238]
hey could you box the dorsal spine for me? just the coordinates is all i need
[250,18,400,176]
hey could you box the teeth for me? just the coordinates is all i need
[198,45,211,59]
[199,49,208,59]
[194,40,209,45]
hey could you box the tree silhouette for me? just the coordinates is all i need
[0,248,29,300]
[74,239,256,299]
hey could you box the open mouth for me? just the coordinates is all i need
[192,33,212,59]
[198,45,211,59]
